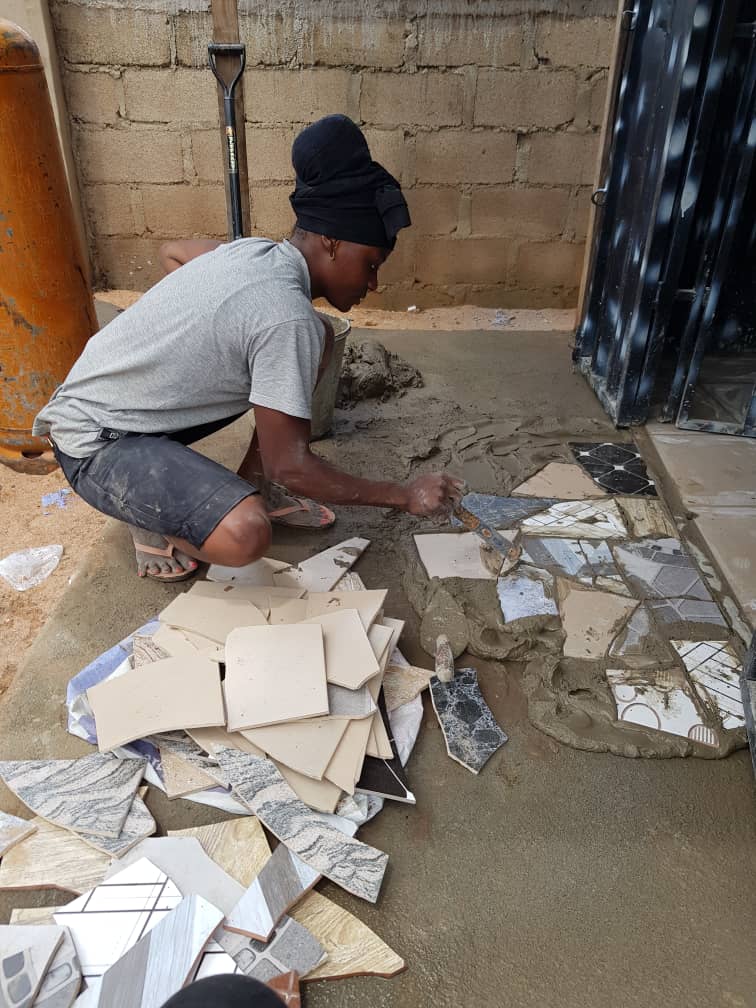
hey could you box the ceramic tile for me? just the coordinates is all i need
[0,926,65,1008]
[413,532,498,580]
[150,626,200,658]
[323,718,373,794]
[570,442,657,496]
[383,665,432,712]
[225,625,328,731]
[608,605,676,669]
[98,894,224,1008]
[53,858,183,980]
[214,748,388,903]
[0,816,111,895]
[356,694,415,803]
[225,843,319,942]
[521,537,626,591]
[88,654,225,752]
[167,819,270,887]
[32,926,81,1008]
[612,538,714,603]
[672,641,745,729]
[159,591,267,645]
[0,755,146,840]
[197,915,325,984]
[365,705,393,760]
[646,596,727,630]
[273,764,342,814]
[242,718,349,781]
[74,791,156,859]
[272,538,370,593]
[267,971,300,1007]
[130,636,169,668]
[206,557,295,586]
[8,912,56,926]
[0,812,36,859]
[615,497,677,538]
[155,746,222,800]
[607,668,716,746]
[429,668,508,774]
[367,624,394,671]
[379,618,405,659]
[268,599,309,625]
[326,682,376,719]
[304,591,387,632]
[521,499,628,539]
[187,581,272,618]
[151,732,227,789]
[496,566,559,626]
[452,493,559,530]
[512,462,607,499]
[302,609,379,688]
[556,581,639,661]
[186,728,264,759]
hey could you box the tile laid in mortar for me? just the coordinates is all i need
[612,538,713,601]
[0,755,146,840]
[521,537,626,592]
[0,810,36,858]
[607,668,717,746]
[646,596,727,631]
[414,532,499,580]
[608,605,677,669]
[429,668,508,774]
[557,581,639,661]
[497,566,558,626]
[615,497,677,539]
[570,442,657,496]
[451,493,559,530]
[512,462,607,499]
[521,499,628,539]
[213,747,388,903]
[672,641,745,729]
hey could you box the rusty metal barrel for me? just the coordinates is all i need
[0,19,96,474]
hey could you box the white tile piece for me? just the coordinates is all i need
[0,926,65,1008]
[304,591,387,632]
[225,625,328,731]
[206,557,293,586]
[225,843,319,942]
[497,566,558,624]
[413,532,497,580]
[272,538,370,592]
[521,499,628,539]
[32,927,81,1008]
[672,640,746,729]
[606,669,716,746]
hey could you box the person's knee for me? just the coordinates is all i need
[210,496,271,566]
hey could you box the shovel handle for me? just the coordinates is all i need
[208,43,246,98]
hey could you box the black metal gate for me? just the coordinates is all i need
[574,0,756,436]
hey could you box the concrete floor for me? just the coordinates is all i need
[1,330,754,1007]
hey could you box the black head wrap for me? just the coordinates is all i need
[289,115,411,250]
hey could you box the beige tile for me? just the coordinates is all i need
[272,538,370,593]
[616,496,677,538]
[88,655,225,751]
[0,811,36,858]
[168,818,270,884]
[188,580,272,618]
[274,762,342,813]
[556,579,639,660]
[206,556,293,585]
[158,747,219,799]
[159,591,267,644]
[512,461,606,499]
[0,815,110,894]
[186,727,264,758]
[366,711,393,760]
[367,623,394,670]
[305,590,387,631]
[225,625,329,731]
[414,531,497,580]
[383,664,433,711]
[242,717,349,780]
[323,718,372,793]
[268,598,310,624]
[303,609,379,688]
[152,624,200,657]
[379,617,405,659]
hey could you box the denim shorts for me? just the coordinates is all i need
[53,416,258,549]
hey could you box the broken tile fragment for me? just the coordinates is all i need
[556,581,639,661]
[512,461,607,499]
[414,531,498,580]
[612,538,712,601]
[383,665,432,712]
[159,590,267,644]
[570,442,657,496]
[196,915,325,984]
[0,755,145,840]
[607,668,716,746]
[356,693,415,804]
[33,926,82,1007]
[0,926,66,1008]
[521,536,625,591]
[0,811,36,859]
[496,566,558,628]
[615,496,677,538]
[452,493,559,529]
[73,790,156,858]
[608,605,676,669]
[522,499,628,539]
[272,538,370,592]
[225,843,319,942]
[672,641,745,729]
[267,971,301,1006]
[429,667,508,774]
[646,597,727,631]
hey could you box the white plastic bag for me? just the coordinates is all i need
[0,545,63,591]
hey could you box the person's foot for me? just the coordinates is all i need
[128,526,199,581]
[264,484,336,529]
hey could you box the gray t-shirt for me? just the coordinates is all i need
[33,238,324,458]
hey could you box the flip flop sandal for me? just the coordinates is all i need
[267,498,336,530]
[134,541,198,582]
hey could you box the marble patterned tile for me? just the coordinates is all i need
[98,894,223,1008]
[570,442,657,496]
[607,668,716,746]
[225,843,319,942]
[130,635,170,668]
[0,926,65,1008]
[272,538,370,593]
[151,732,228,791]
[73,791,156,859]
[53,858,183,980]
[521,499,628,539]
[0,755,146,840]
[496,566,558,626]
[31,928,81,1008]
[521,537,626,591]
[612,538,713,601]
[608,606,676,669]
[213,748,388,903]
[672,641,746,729]
[452,493,559,530]
[0,811,36,859]
[429,668,508,774]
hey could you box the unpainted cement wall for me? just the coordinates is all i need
[52,0,617,307]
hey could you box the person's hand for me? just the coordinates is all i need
[404,473,465,518]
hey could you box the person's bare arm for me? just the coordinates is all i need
[159,239,224,274]
[245,405,463,517]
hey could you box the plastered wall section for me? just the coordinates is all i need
[52,0,617,308]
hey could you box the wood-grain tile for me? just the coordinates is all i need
[0,812,36,859]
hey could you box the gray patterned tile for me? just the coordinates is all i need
[648,597,727,630]
[612,538,713,601]
[225,844,318,942]
[214,748,388,903]
[521,537,626,591]
[0,927,65,1008]
[430,668,508,774]
[198,915,325,983]
[31,928,81,1008]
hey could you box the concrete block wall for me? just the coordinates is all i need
[52,0,617,306]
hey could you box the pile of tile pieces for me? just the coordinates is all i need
[0,536,449,1006]
[415,442,748,749]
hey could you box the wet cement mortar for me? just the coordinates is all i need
[0,330,753,1006]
